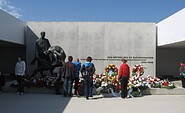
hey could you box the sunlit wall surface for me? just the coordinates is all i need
[27,22,156,76]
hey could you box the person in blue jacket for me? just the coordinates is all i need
[81,56,95,100]
[73,58,81,95]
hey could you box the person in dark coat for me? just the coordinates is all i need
[62,56,75,97]
[81,56,96,100]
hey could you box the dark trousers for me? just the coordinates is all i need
[89,77,94,96]
[73,77,79,95]
[84,77,93,98]
[84,78,90,99]
[17,76,24,93]
[120,76,129,98]
[55,79,61,94]
[181,76,185,88]
[63,77,72,96]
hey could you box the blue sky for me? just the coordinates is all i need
[0,0,185,22]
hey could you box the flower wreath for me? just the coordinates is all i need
[132,64,145,77]
[105,64,118,77]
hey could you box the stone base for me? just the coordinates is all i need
[2,81,185,95]
[142,88,185,95]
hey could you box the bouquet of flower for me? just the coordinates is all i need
[146,75,175,89]
[31,75,57,88]
[132,64,145,77]
[105,64,118,76]
[93,64,121,95]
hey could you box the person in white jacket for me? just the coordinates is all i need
[15,56,26,95]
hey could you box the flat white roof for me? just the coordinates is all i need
[157,8,185,48]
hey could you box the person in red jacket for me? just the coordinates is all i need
[118,58,130,98]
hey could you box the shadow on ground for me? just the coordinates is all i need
[0,79,71,113]
[0,93,71,113]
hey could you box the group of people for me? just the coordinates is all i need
[12,55,185,99]
[31,31,136,99]
[62,56,95,100]
[31,31,97,99]
[12,31,97,100]
[59,56,130,100]
[12,55,130,100]
[0,31,132,100]
[13,55,96,100]
[12,31,185,100]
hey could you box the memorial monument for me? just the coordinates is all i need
[27,22,156,77]
[30,31,66,78]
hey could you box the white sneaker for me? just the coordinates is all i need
[16,92,20,95]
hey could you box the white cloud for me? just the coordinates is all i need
[0,0,22,18]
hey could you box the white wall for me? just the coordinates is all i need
[27,22,156,77]
[0,9,26,74]
[157,8,185,46]
[0,9,26,45]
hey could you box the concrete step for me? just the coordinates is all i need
[141,80,185,95]
[1,80,185,95]
[142,88,185,95]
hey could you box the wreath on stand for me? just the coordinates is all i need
[93,64,121,96]
[105,64,118,77]
[128,64,146,97]
[105,64,120,93]
[132,64,145,77]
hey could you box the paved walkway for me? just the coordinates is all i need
[0,93,185,113]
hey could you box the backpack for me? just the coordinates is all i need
[83,66,91,79]
[82,62,93,79]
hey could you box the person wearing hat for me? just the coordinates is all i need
[118,58,130,98]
